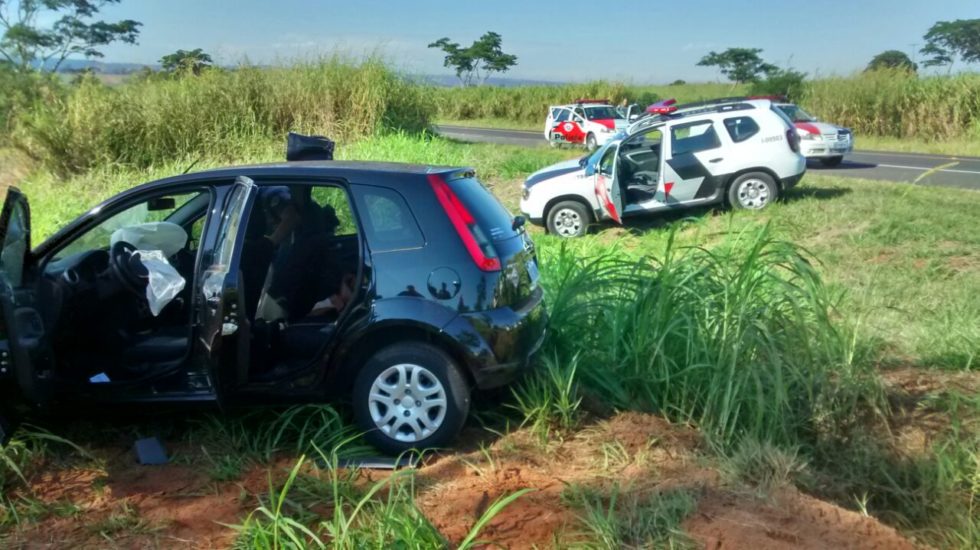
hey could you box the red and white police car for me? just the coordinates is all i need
[544,100,628,150]
[769,100,853,167]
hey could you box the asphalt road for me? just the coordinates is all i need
[435,125,980,191]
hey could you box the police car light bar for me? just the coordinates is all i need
[646,99,677,114]
[573,98,610,104]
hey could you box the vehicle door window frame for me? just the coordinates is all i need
[669,119,722,156]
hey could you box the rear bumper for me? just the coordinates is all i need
[441,286,547,389]
[781,171,805,189]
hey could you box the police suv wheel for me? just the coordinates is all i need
[728,172,778,210]
[547,201,591,238]
[353,342,470,454]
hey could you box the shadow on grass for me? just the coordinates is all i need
[587,185,853,237]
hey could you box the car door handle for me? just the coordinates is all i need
[709,157,723,163]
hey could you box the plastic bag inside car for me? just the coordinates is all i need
[111,222,188,258]
[137,249,186,316]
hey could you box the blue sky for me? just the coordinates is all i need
[93,0,979,83]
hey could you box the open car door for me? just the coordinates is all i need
[0,188,55,445]
[197,177,256,403]
[593,145,624,224]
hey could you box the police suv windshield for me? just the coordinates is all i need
[584,106,620,120]
[776,104,816,123]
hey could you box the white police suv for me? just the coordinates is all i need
[521,98,807,237]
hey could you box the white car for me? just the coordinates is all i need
[544,100,628,150]
[521,98,807,238]
[773,102,853,167]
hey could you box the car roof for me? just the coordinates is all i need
[141,160,468,188]
[626,99,773,135]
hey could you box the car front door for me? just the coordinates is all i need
[593,144,624,223]
[0,188,55,444]
[196,177,257,401]
[663,120,724,202]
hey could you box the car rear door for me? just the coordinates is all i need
[663,120,724,202]
[592,144,624,223]
[196,177,256,401]
[0,188,55,444]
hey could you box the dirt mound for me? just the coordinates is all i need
[687,488,916,550]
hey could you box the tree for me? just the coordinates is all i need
[750,68,807,102]
[160,48,213,76]
[0,0,140,73]
[920,19,980,72]
[428,31,517,86]
[866,50,917,73]
[696,48,778,85]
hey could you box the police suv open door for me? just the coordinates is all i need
[0,188,56,445]
[593,144,623,223]
[197,177,256,401]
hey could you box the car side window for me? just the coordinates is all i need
[554,109,570,123]
[598,147,616,176]
[723,116,760,143]
[52,191,207,261]
[0,199,29,287]
[310,186,358,236]
[670,121,721,156]
[350,185,424,252]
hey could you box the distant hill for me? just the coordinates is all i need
[412,74,569,87]
[41,59,156,74]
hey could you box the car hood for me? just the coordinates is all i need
[524,158,584,188]
[795,121,846,135]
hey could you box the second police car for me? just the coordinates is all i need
[544,99,629,150]
[522,97,807,238]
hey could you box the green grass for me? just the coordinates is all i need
[561,483,698,549]
[856,135,980,157]
[11,57,434,175]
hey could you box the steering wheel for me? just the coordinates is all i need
[110,240,149,296]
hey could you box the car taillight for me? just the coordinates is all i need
[428,174,502,272]
[786,128,800,152]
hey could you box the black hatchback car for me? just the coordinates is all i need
[0,150,545,454]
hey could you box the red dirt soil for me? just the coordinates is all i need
[3,412,920,549]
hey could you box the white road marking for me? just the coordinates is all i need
[874,163,980,176]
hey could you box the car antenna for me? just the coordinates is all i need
[181,156,203,175]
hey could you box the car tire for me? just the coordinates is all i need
[352,341,470,455]
[546,200,591,238]
[728,172,778,210]
[820,155,844,167]
[585,133,597,151]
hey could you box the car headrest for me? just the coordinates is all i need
[286,132,335,161]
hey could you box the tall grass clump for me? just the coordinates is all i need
[537,224,882,448]
[805,69,980,141]
[13,56,434,175]
[233,442,532,549]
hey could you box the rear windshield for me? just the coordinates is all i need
[448,177,516,242]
